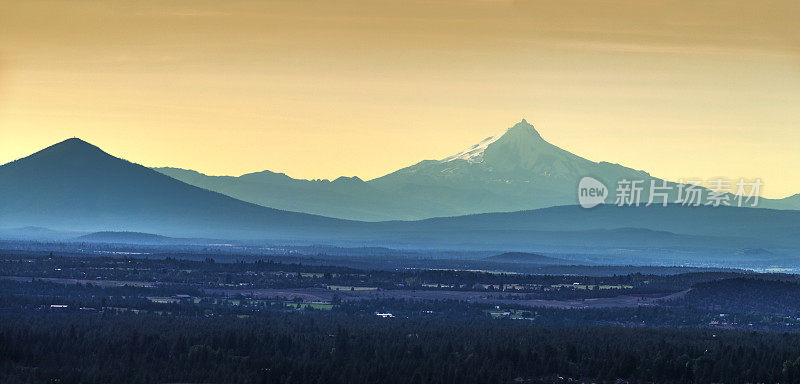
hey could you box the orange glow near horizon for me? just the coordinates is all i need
[1,0,799,198]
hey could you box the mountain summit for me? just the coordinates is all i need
[8,137,108,166]
[442,119,592,176]
[441,119,544,163]
[367,119,655,215]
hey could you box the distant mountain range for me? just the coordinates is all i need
[75,231,179,244]
[485,252,570,264]
[1,124,799,267]
[156,119,800,221]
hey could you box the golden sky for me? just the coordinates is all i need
[1,0,798,198]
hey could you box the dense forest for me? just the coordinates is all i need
[677,278,800,316]
[3,311,800,384]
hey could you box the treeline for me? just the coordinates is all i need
[2,310,800,384]
[676,277,800,316]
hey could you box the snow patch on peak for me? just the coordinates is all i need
[440,130,505,163]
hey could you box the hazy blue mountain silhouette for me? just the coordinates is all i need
[76,231,174,244]
[157,119,799,221]
[485,252,570,264]
[402,204,800,248]
[0,226,85,241]
[2,138,799,261]
[0,138,350,239]
[154,167,422,221]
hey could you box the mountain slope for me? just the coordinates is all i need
[154,167,428,221]
[0,138,350,239]
[372,120,798,213]
[370,119,653,214]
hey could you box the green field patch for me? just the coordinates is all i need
[147,297,180,304]
[486,308,535,320]
[598,285,634,289]
[327,285,378,291]
[422,283,454,288]
[284,301,334,310]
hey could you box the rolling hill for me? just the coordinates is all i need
[485,252,570,264]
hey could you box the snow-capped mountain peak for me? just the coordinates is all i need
[440,131,505,163]
[440,119,542,163]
